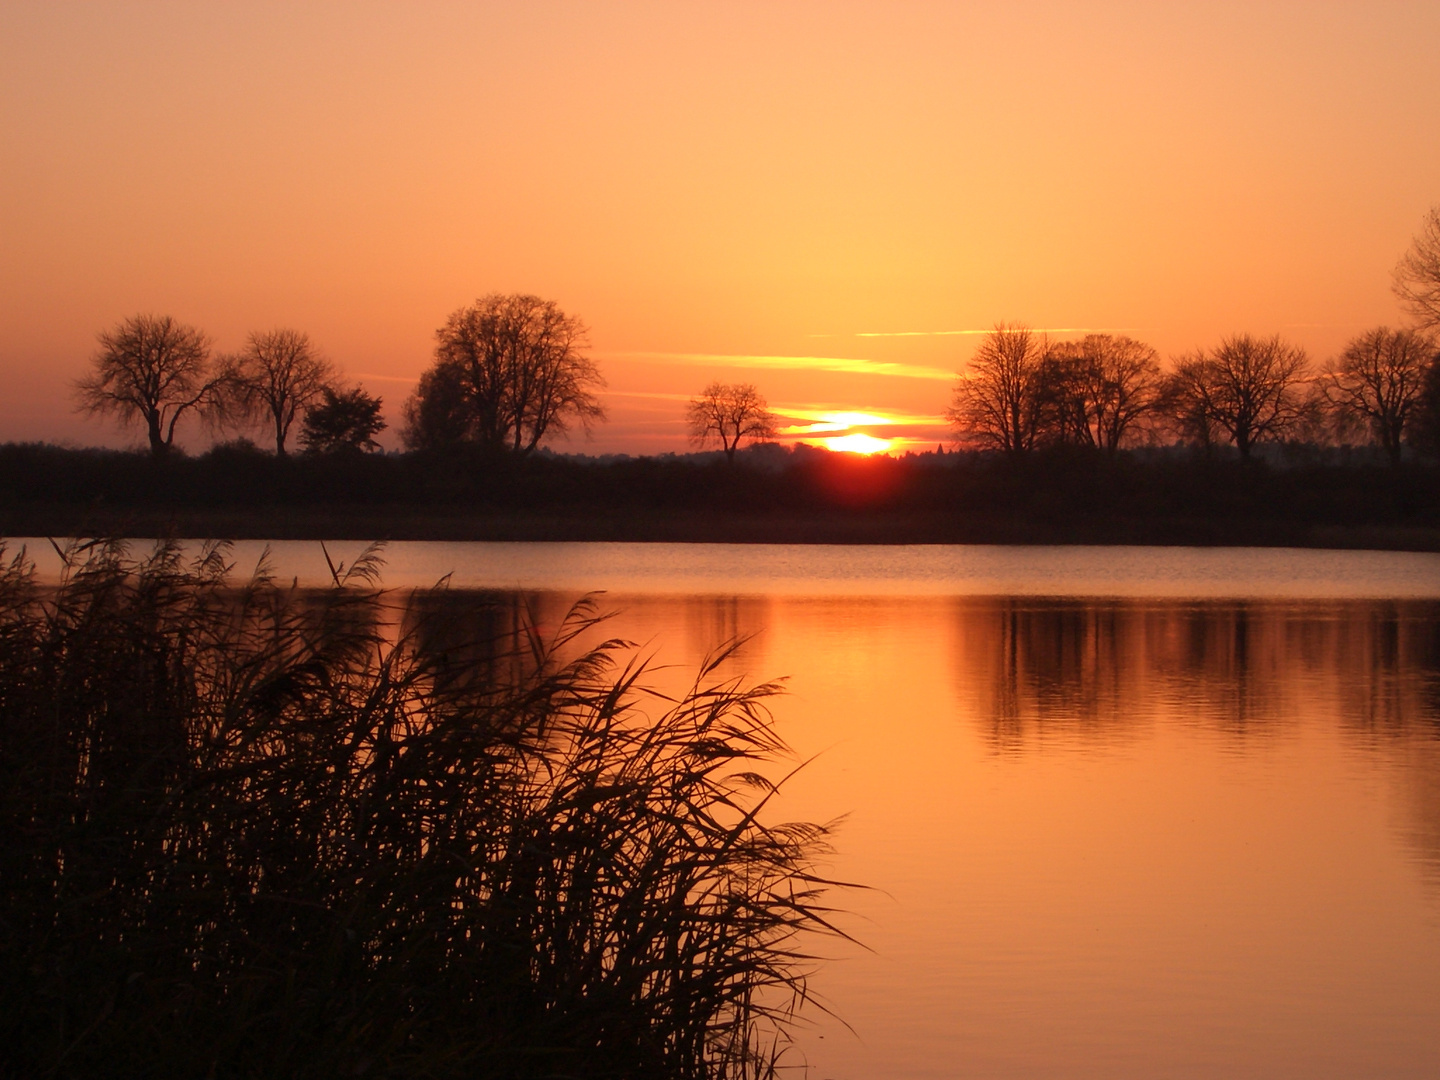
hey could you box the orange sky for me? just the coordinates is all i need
[2,1,1438,454]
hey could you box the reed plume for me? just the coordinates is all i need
[0,539,841,1079]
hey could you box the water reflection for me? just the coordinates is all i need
[952,599,1440,753]
[678,595,772,667]
[271,582,1440,1078]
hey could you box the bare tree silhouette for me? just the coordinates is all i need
[1319,327,1435,465]
[221,329,335,455]
[946,323,1047,453]
[75,314,225,457]
[402,294,605,455]
[1040,334,1164,451]
[1394,205,1440,331]
[686,383,777,462]
[1402,343,1440,459]
[1165,334,1310,460]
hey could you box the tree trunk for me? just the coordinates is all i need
[146,411,167,458]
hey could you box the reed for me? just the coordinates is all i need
[0,540,841,1079]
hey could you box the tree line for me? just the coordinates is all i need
[70,206,1440,466]
[77,319,387,458]
[75,295,610,462]
[943,208,1440,465]
[947,323,1440,466]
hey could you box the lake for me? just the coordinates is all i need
[18,540,1440,1077]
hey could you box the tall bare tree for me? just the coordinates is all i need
[222,329,335,455]
[1040,334,1163,451]
[1394,205,1440,331]
[1165,334,1310,460]
[402,294,604,455]
[1319,327,1435,466]
[946,323,1047,453]
[75,314,223,457]
[685,383,776,462]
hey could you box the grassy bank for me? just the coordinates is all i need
[0,540,840,1079]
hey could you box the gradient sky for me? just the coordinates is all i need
[3,1,1438,454]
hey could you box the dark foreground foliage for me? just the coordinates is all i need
[0,540,839,1079]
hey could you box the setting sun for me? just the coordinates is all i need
[779,411,896,434]
[773,408,938,453]
[819,433,894,455]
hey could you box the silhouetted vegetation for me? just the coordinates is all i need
[1395,205,1440,331]
[945,323,1440,469]
[402,294,605,456]
[35,235,1440,547]
[1417,354,1440,458]
[75,315,228,458]
[219,329,336,455]
[0,439,1437,547]
[1318,328,1434,467]
[300,386,388,454]
[1038,334,1163,452]
[1162,334,1312,460]
[687,384,778,463]
[0,540,839,1078]
[945,327,1170,455]
[946,322,1050,453]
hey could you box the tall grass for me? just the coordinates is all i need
[0,540,841,1079]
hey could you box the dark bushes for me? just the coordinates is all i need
[0,540,837,1079]
[1,442,1436,544]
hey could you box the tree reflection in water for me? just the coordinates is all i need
[951,595,1440,879]
[953,598,1440,749]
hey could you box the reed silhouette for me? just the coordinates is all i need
[0,540,841,1079]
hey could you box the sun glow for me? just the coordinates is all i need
[821,433,894,455]
[772,408,930,454]
[777,410,897,435]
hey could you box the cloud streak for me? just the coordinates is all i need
[812,327,1144,338]
[596,351,957,382]
[773,406,943,428]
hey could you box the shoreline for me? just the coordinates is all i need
[4,505,1439,552]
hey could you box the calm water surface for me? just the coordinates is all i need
[22,541,1440,1077]
[23,539,1437,598]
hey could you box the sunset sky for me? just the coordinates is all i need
[3,1,1438,454]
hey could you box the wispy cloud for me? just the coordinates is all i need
[600,389,697,404]
[811,327,1144,339]
[595,350,956,382]
[773,406,943,428]
[604,393,946,430]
